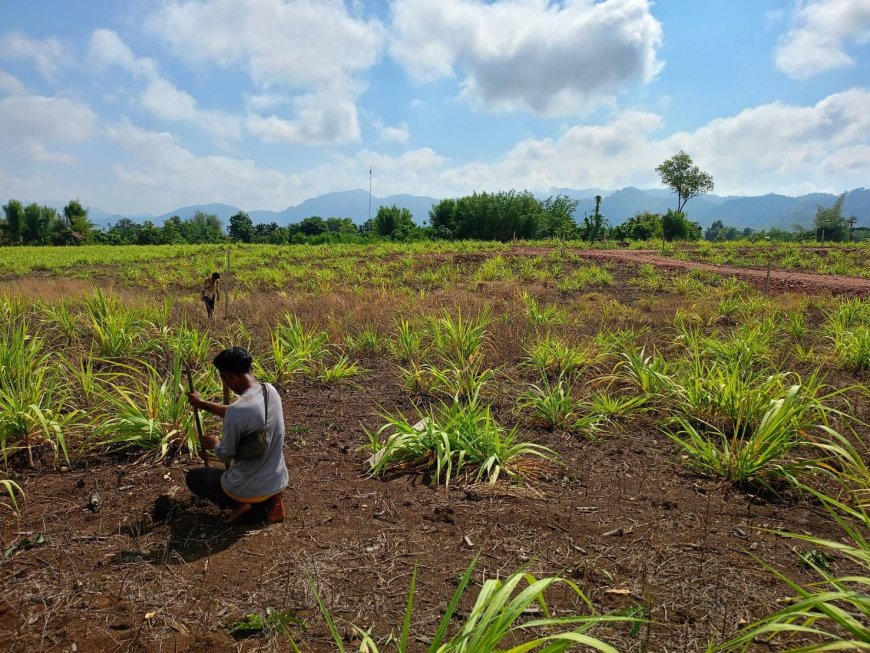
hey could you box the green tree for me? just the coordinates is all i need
[253,222,286,243]
[540,194,580,239]
[183,211,224,243]
[22,203,59,245]
[656,151,714,212]
[136,220,163,245]
[161,215,185,244]
[662,210,702,241]
[228,211,254,243]
[296,216,327,237]
[580,195,608,241]
[103,218,142,245]
[325,217,357,235]
[611,211,663,241]
[814,192,848,242]
[2,199,25,244]
[428,198,458,238]
[63,199,94,242]
[373,205,416,239]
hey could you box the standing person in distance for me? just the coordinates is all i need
[186,347,288,524]
[202,272,221,319]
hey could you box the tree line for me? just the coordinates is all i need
[2,152,863,246]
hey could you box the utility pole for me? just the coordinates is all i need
[368,168,372,224]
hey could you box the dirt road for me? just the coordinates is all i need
[513,247,870,296]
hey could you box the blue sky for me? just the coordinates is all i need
[1,0,868,215]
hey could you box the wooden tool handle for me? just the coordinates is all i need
[185,364,210,468]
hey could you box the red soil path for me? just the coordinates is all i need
[513,247,870,296]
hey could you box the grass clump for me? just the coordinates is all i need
[366,392,552,485]
[0,319,75,467]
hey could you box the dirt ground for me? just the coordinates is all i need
[1,248,865,652]
[514,247,870,296]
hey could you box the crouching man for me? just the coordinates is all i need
[186,347,288,524]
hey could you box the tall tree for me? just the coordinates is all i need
[63,199,94,242]
[2,199,25,244]
[656,151,714,212]
[228,211,254,243]
[22,203,58,245]
[580,195,607,241]
[373,205,416,239]
[814,192,848,242]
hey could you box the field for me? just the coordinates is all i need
[1,242,868,652]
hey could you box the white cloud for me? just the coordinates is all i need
[375,121,411,144]
[389,0,663,115]
[104,120,299,211]
[245,92,292,112]
[88,29,241,143]
[87,29,158,78]
[431,89,870,198]
[245,90,361,145]
[0,95,96,164]
[674,88,870,194]
[776,0,870,79]
[141,77,242,142]
[0,69,26,95]
[145,0,385,144]
[0,32,70,81]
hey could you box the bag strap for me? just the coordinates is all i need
[262,383,268,429]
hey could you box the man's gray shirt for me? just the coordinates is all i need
[216,383,289,500]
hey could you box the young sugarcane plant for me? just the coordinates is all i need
[366,390,554,486]
[309,553,638,653]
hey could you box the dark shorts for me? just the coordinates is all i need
[202,295,215,314]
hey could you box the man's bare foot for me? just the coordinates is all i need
[266,494,285,524]
[223,502,253,524]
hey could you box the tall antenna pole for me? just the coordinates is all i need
[368,168,372,223]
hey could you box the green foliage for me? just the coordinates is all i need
[611,211,663,241]
[814,192,849,242]
[717,490,870,652]
[227,607,303,638]
[367,392,552,485]
[662,210,702,241]
[580,195,608,241]
[429,191,578,241]
[667,383,824,482]
[312,553,634,653]
[656,150,715,212]
[98,358,201,460]
[0,477,23,514]
[526,335,597,377]
[228,211,254,243]
[0,319,75,467]
[517,373,577,430]
[373,204,417,240]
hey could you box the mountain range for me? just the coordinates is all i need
[85,187,870,232]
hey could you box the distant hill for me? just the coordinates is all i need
[74,187,869,232]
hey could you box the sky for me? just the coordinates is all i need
[1,0,869,216]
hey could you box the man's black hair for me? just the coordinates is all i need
[211,272,221,279]
[213,347,252,375]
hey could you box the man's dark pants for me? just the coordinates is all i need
[202,295,215,317]
[186,467,234,509]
